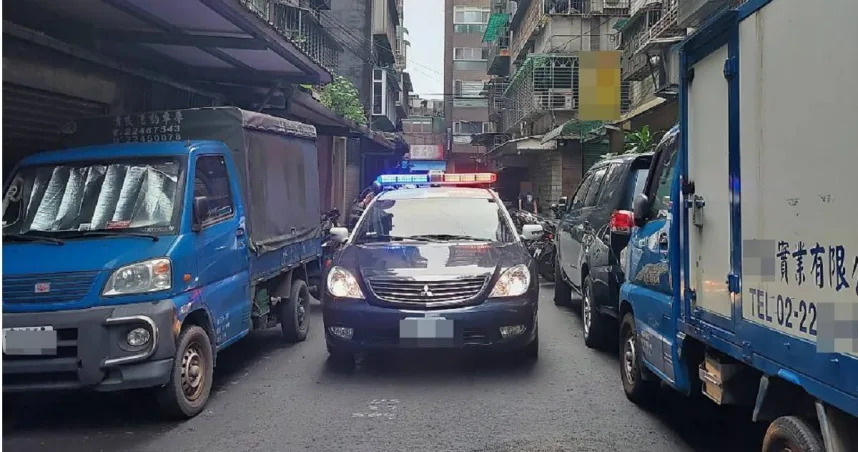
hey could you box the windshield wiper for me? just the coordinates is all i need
[357,234,434,243]
[4,234,65,245]
[407,234,488,242]
[74,231,159,241]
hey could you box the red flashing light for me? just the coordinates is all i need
[441,173,497,184]
[610,210,634,234]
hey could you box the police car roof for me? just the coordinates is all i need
[377,186,494,200]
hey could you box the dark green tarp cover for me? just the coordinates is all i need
[483,13,509,42]
[66,107,320,255]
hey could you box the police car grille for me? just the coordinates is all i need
[368,277,487,304]
[3,271,99,304]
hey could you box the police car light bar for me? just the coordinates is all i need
[376,172,496,186]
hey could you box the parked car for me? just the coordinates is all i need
[553,153,652,348]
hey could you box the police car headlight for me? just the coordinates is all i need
[327,266,365,299]
[103,258,171,296]
[490,264,531,298]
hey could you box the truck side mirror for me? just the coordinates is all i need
[632,194,649,228]
[192,196,209,232]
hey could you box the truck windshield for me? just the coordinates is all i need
[354,196,516,243]
[3,158,183,236]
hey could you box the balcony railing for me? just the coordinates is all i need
[487,35,511,76]
[622,51,650,81]
[511,0,631,62]
[242,0,340,71]
[502,54,580,133]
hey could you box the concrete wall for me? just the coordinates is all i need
[329,0,374,111]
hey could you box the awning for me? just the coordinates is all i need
[482,13,509,43]
[287,90,394,149]
[541,120,604,144]
[10,0,334,86]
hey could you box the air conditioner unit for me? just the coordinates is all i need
[563,93,576,110]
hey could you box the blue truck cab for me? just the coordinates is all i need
[618,3,858,450]
[2,107,322,418]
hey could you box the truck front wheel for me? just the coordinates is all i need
[620,312,656,405]
[762,416,823,452]
[280,279,310,342]
[157,325,214,419]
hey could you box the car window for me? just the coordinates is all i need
[194,156,234,226]
[354,196,516,243]
[648,141,679,219]
[584,167,608,207]
[569,174,593,211]
[625,169,650,209]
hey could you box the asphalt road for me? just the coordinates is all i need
[3,283,765,452]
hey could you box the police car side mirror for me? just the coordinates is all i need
[330,227,349,243]
[521,224,543,241]
[632,194,650,228]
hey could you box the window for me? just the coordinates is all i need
[584,167,608,207]
[404,118,432,133]
[354,197,515,243]
[453,121,484,135]
[453,60,488,71]
[453,6,490,24]
[194,156,234,226]
[453,80,485,97]
[454,24,488,34]
[647,135,679,218]
[569,174,593,211]
[454,47,489,61]
[452,98,488,108]
[372,69,386,116]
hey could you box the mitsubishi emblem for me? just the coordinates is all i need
[420,284,433,298]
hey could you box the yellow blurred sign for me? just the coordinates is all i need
[578,51,621,121]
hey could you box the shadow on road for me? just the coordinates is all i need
[547,282,767,451]
[2,324,301,451]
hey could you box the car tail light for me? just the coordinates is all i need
[610,210,634,234]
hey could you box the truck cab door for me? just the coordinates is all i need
[626,137,679,382]
[191,154,250,346]
[559,173,593,285]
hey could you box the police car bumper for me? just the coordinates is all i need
[322,296,538,352]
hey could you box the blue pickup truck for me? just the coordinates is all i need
[618,3,858,451]
[2,107,322,418]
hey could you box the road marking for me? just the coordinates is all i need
[352,398,399,420]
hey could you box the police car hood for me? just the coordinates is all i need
[341,241,526,279]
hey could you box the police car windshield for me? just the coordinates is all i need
[354,196,516,243]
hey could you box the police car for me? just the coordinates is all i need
[322,171,543,366]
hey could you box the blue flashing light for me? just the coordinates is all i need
[376,174,429,185]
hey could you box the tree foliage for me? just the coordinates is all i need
[624,125,654,154]
[320,76,366,124]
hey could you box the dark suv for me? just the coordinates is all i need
[553,153,652,348]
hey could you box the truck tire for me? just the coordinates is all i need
[762,416,824,452]
[157,325,214,419]
[280,279,310,342]
[554,258,571,306]
[620,312,657,405]
[582,276,609,349]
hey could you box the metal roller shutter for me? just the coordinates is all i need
[582,139,609,174]
[3,83,108,176]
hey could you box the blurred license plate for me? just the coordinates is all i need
[3,326,57,356]
[399,317,454,339]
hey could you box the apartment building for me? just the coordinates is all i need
[480,0,632,206]
[444,0,494,172]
